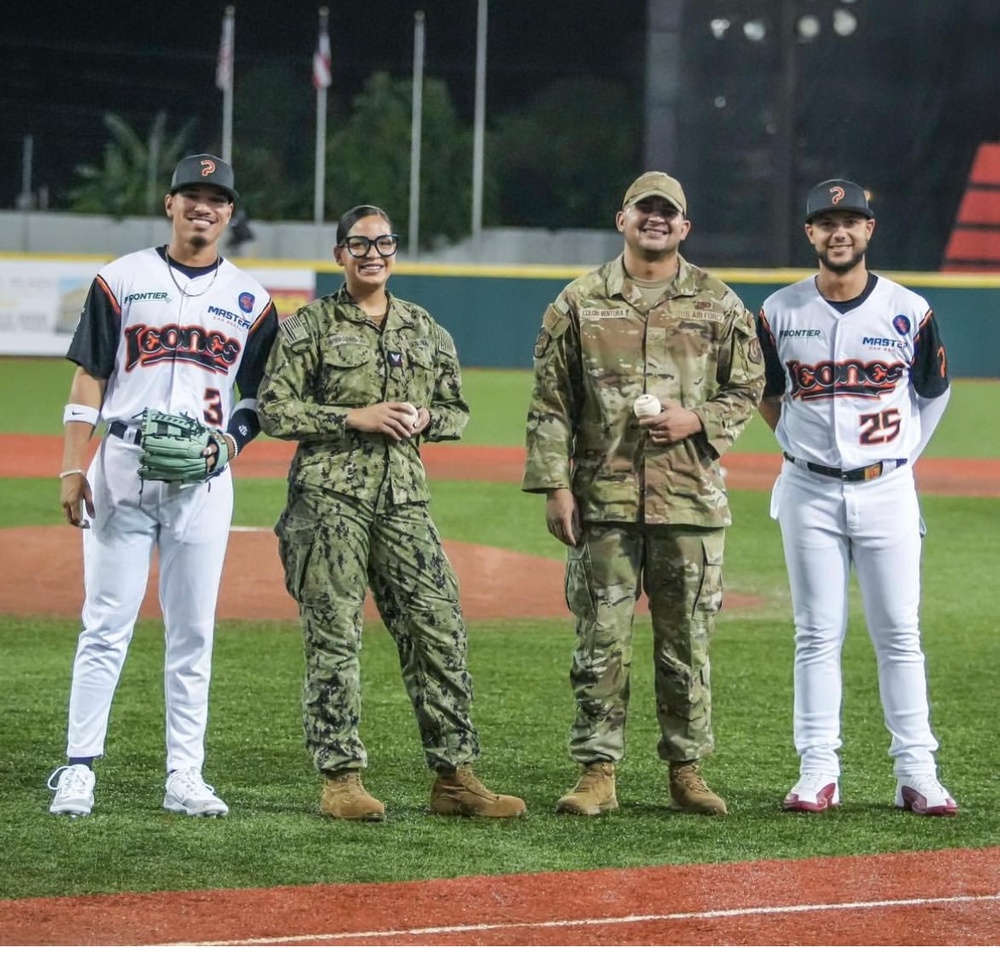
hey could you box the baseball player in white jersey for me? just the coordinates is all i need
[756,179,956,816]
[47,154,278,818]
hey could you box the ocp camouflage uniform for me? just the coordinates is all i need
[257,286,480,777]
[522,255,765,764]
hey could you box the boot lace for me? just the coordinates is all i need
[673,763,709,792]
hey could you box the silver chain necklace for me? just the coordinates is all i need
[165,252,221,299]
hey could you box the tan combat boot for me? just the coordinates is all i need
[320,770,386,822]
[429,765,526,818]
[555,761,618,815]
[668,761,727,815]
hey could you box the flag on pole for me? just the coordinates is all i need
[216,6,235,92]
[313,7,332,90]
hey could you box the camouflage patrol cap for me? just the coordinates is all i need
[622,171,687,215]
[170,154,239,202]
[805,179,872,222]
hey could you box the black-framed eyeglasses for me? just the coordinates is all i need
[341,234,400,258]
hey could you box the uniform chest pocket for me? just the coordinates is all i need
[319,341,377,404]
[645,312,719,394]
[386,340,437,397]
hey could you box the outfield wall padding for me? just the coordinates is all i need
[316,269,1000,378]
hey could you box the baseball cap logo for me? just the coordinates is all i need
[830,185,846,204]
[200,159,216,177]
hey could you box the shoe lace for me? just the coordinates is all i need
[47,764,90,794]
[902,773,947,795]
[796,772,834,792]
[673,764,709,792]
[575,764,611,793]
[170,768,215,798]
[330,771,367,798]
[451,767,491,797]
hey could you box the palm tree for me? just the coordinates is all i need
[69,111,194,218]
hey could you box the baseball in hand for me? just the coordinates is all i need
[400,402,419,429]
[633,394,661,418]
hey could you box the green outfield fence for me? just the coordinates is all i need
[317,264,1000,377]
[2,253,997,377]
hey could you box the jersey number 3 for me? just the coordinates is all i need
[204,388,224,427]
[859,409,901,445]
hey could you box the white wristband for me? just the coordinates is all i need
[63,403,100,427]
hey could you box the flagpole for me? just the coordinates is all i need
[471,0,487,254]
[408,11,426,258]
[217,6,235,163]
[313,6,331,226]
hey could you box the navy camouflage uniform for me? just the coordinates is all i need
[257,286,480,777]
[522,254,765,765]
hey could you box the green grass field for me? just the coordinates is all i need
[1,358,998,900]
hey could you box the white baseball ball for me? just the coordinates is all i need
[633,394,661,418]
[400,402,419,428]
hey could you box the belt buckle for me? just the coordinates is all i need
[861,463,883,481]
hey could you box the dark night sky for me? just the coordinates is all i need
[1,0,646,207]
[6,1,1000,270]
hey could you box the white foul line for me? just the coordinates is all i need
[167,892,1000,946]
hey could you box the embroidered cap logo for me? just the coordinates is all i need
[830,186,846,204]
[200,159,217,177]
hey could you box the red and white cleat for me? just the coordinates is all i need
[895,774,958,816]
[783,774,840,813]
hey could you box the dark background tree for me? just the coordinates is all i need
[7,1,1000,268]
[69,112,193,218]
[323,72,484,248]
[491,78,642,229]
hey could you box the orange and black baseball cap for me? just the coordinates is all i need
[170,154,239,202]
[805,179,872,222]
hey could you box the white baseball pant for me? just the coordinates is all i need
[66,433,233,772]
[771,461,939,778]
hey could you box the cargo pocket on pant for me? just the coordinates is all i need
[564,543,597,624]
[693,535,725,618]
[277,514,327,607]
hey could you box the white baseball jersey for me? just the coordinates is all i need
[758,274,949,471]
[68,247,277,431]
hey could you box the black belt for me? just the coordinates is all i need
[108,420,142,445]
[783,452,907,483]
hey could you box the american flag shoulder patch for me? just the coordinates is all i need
[278,312,309,345]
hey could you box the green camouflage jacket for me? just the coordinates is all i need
[522,254,764,527]
[258,285,469,504]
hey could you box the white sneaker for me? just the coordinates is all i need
[895,773,958,816]
[163,768,229,817]
[47,764,96,816]
[782,773,840,812]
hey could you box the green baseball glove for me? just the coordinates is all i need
[137,408,232,484]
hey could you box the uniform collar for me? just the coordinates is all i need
[607,253,699,304]
[334,284,415,329]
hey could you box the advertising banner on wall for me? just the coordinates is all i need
[0,257,315,356]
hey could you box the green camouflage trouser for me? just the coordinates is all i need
[276,486,480,777]
[564,522,725,765]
